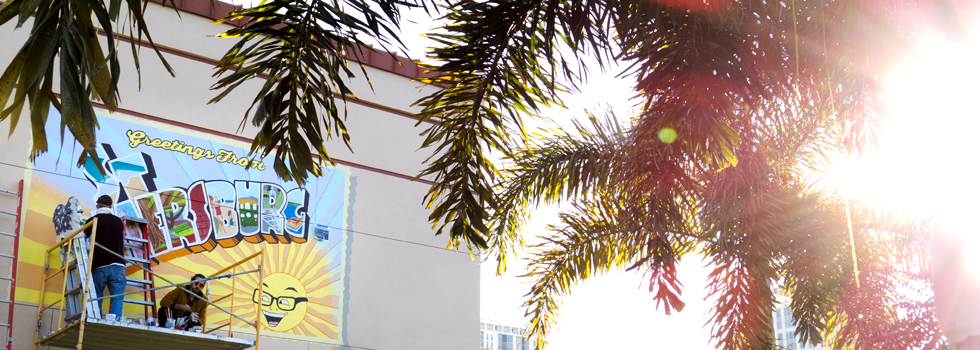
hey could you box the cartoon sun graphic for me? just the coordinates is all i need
[254,273,308,329]
[158,233,346,340]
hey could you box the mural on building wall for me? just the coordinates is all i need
[17,109,350,344]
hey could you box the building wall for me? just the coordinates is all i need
[0,2,478,349]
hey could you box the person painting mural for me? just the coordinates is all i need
[85,195,127,318]
[158,273,209,330]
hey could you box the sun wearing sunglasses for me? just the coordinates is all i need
[252,289,309,311]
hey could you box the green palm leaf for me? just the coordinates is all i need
[0,0,171,173]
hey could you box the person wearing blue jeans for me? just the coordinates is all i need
[92,264,126,316]
[85,195,126,318]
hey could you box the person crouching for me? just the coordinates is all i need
[158,273,208,330]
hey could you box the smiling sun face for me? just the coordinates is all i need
[254,273,309,330]
[184,240,345,339]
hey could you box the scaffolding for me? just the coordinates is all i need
[33,220,265,350]
[0,181,24,350]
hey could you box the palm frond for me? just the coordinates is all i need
[209,0,419,185]
[516,112,699,346]
[0,0,173,174]
[825,202,942,350]
[524,192,692,349]
[780,190,850,348]
[700,175,793,349]
[489,111,627,271]
[414,0,622,251]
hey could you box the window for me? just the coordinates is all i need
[782,331,796,350]
[783,307,793,329]
[481,331,485,348]
[499,334,513,350]
[774,308,784,331]
[521,338,530,350]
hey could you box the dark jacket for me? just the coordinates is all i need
[84,212,126,269]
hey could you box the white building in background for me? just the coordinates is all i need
[774,301,825,350]
[482,320,535,350]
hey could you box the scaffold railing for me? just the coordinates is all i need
[32,219,98,350]
[203,250,266,346]
[0,180,24,350]
[33,218,265,350]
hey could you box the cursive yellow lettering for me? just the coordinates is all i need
[216,150,235,163]
[191,147,207,160]
[127,130,147,148]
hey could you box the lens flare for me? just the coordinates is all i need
[658,128,678,144]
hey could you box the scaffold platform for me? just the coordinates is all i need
[33,218,266,350]
[37,318,254,350]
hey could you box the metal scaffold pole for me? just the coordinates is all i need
[1,180,24,350]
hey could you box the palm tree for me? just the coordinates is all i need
[506,110,939,349]
[0,0,950,348]
[414,0,944,348]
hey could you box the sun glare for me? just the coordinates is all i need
[827,17,980,219]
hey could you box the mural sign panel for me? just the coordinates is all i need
[17,109,351,344]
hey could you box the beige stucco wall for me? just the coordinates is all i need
[0,3,478,349]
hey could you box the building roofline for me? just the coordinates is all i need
[148,0,436,80]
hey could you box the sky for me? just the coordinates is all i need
[480,205,716,349]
